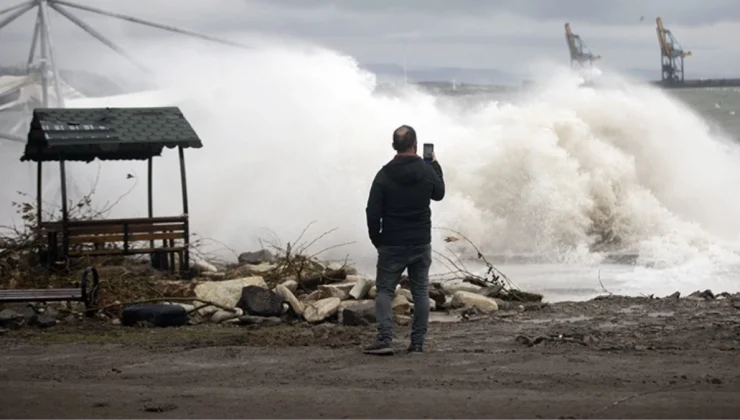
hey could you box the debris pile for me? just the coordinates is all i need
[0,223,546,331]
[102,247,544,329]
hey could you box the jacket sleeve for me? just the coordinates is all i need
[365,172,383,247]
[429,161,445,201]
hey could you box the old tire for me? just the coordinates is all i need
[121,304,188,327]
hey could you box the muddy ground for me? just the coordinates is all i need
[1,295,739,419]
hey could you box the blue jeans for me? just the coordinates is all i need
[375,244,432,346]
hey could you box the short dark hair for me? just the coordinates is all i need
[392,125,417,152]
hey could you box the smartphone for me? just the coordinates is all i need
[423,143,434,162]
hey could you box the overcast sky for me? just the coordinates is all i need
[1,0,739,78]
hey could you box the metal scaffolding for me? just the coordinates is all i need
[0,0,250,143]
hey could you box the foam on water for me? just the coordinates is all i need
[3,39,740,298]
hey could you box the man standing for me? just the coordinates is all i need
[363,125,445,355]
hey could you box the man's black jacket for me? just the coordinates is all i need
[365,155,445,247]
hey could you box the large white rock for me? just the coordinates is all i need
[245,262,277,274]
[302,290,322,301]
[396,288,413,301]
[194,277,267,316]
[392,294,412,315]
[451,291,499,313]
[318,282,356,300]
[211,307,244,323]
[442,280,483,295]
[275,284,304,316]
[194,259,218,273]
[303,297,341,323]
[348,277,373,300]
[280,279,298,293]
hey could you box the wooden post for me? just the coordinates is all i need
[147,157,155,250]
[59,159,69,260]
[178,145,190,272]
[36,160,44,263]
[36,161,42,229]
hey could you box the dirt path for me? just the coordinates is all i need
[1,295,739,419]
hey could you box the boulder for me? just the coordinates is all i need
[280,279,299,293]
[442,280,483,295]
[236,286,284,317]
[429,288,446,308]
[0,308,24,329]
[28,314,57,329]
[241,262,278,275]
[339,299,374,311]
[451,291,499,313]
[318,285,349,300]
[395,315,411,326]
[392,294,412,316]
[348,276,373,300]
[303,297,341,323]
[318,282,356,300]
[210,308,244,323]
[194,277,267,316]
[342,301,376,326]
[238,249,276,265]
[478,285,505,298]
[194,259,218,273]
[396,288,413,301]
[302,290,322,301]
[275,284,304,316]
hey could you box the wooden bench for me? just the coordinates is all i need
[0,266,100,316]
[41,216,190,271]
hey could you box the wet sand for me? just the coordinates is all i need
[1,295,739,419]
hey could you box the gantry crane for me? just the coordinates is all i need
[656,17,692,83]
[564,23,601,68]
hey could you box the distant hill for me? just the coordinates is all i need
[361,63,523,86]
[0,66,140,97]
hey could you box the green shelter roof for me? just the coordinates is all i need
[21,106,203,162]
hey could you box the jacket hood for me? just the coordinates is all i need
[382,155,426,185]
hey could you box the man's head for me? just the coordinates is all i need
[392,125,417,153]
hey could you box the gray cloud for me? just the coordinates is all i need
[0,0,738,78]
[241,0,740,26]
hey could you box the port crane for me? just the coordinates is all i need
[656,17,692,83]
[564,23,600,67]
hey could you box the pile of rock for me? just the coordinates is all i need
[0,301,85,333]
[181,249,506,328]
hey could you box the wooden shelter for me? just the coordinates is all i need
[21,106,203,272]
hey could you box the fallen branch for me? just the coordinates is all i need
[430,227,544,302]
[247,222,355,291]
[433,226,519,290]
[93,297,238,314]
[597,269,613,298]
[515,334,589,347]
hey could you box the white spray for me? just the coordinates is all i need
[2,40,740,297]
